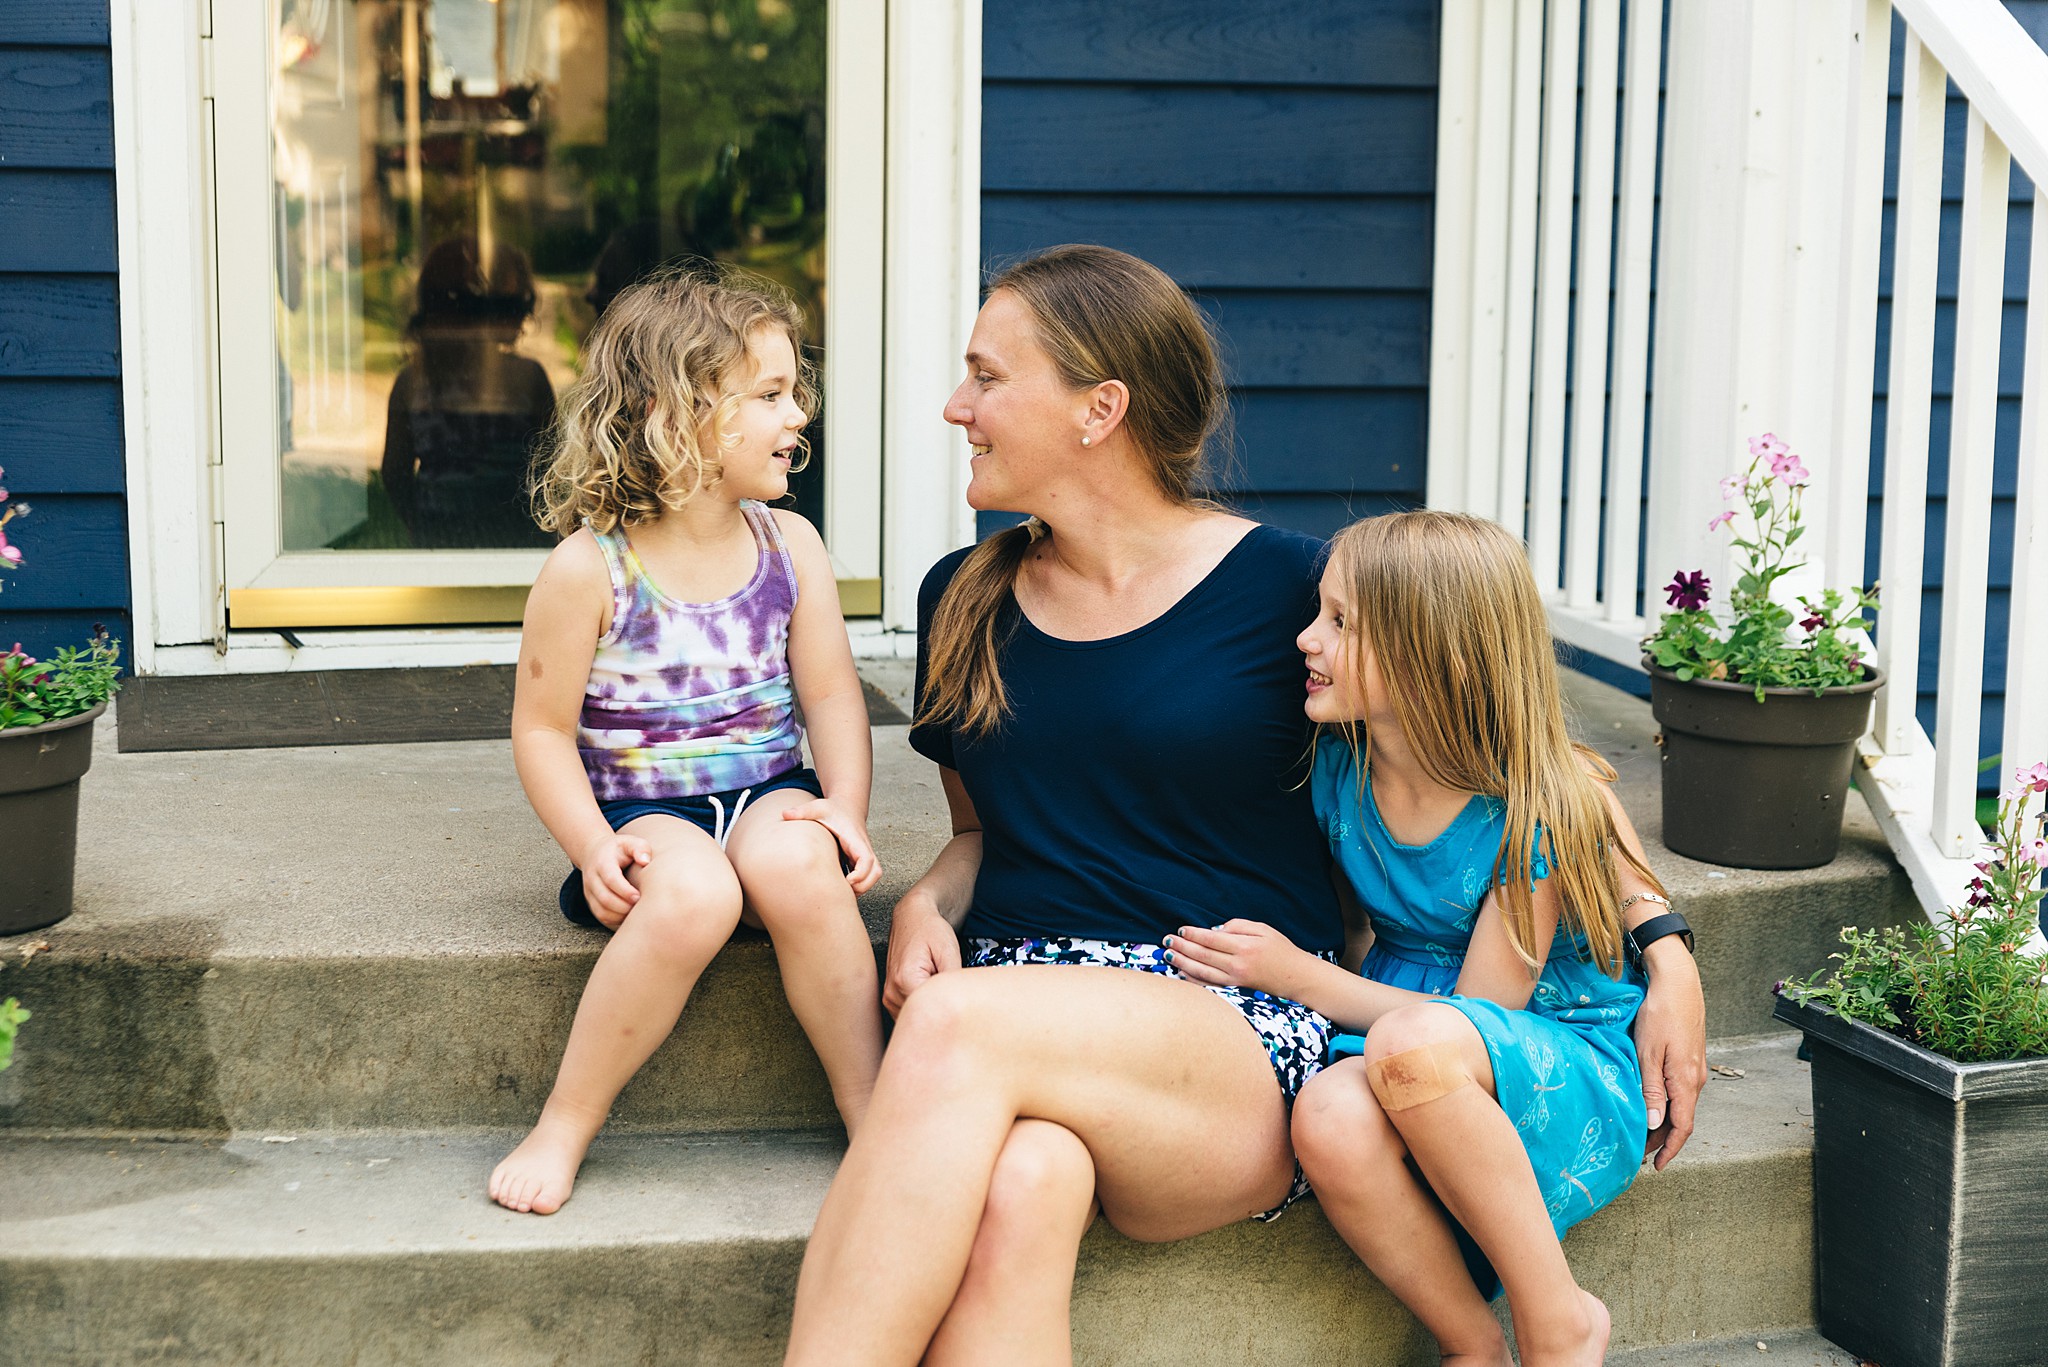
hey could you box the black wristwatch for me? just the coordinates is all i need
[1625,911,1695,974]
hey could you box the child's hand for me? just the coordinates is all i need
[781,797,883,894]
[1165,919,1313,999]
[579,831,653,930]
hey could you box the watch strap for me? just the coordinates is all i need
[1626,911,1694,972]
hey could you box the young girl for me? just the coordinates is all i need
[1164,510,1675,1366]
[489,266,885,1216]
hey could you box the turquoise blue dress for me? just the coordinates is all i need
[1310,736,1648,1297]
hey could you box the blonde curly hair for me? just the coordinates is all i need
[532,262,816,536]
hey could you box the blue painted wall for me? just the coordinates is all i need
[978,0,1439,540]
[0,3,129,664]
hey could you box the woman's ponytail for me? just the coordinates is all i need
[914,520,1040,738]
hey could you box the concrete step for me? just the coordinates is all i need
[0,670,1907,1137]
[0,1036,1818,1366]
[1611,1329,1863,1366]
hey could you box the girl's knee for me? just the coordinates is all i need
[1361,1001,1471,1065]
[731,820,846,904]
[619,856,743,956]
[1293,1062,1402,1177]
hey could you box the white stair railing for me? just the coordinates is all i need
[1846,0,2046,922]
[1428,0,2047,925]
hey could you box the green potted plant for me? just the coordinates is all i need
[1641,433,1880,868]
[0,470,122,934]
[1773,762,2048,1367]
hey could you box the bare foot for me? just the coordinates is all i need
[1517,1289,1611,1367]
[488,1114,595,1214]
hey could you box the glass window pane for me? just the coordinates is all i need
[271,0,828,553]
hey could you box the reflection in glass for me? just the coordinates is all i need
[271,0,827,553]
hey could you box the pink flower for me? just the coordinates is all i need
[2017,761,2048,794]
[2022,839,2048,868]
[1707,510,1737,532]
[1768,450,1811,486]
[1748,433,1790,460]
[1719,474,1744,500]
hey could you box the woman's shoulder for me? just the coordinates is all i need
[1205,517,1325,590]
[917,543,979,615]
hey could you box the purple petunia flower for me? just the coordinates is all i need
[1664,570,1711,611]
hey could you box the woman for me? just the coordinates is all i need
[783,246,1706,1365]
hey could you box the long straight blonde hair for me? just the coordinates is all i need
[1324,511,1664,976]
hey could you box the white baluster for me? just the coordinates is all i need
[1527,0,1584,592]
[1933,109,2008,855]
[1427,0,1483,515]
[1601,0,1663,626]
[1564,0,1621,610]
[1496,0,1547,536]
[2006,187,2048,780]
[1826,0,1894,599]
[1874,34,1945,759]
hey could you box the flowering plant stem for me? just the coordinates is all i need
[1786,762,2048,1063]
[1643,434,1878,701]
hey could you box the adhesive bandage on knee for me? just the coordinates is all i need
[1365,1040,1475,1111]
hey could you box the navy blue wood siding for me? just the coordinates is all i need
[979,0,1438,539]
[1865,3,2048,787]
[0,1,129,663]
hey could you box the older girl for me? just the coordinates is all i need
[782,246,1704,1365]
[1169,511,1679,1365]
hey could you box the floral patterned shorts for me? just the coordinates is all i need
[965,934,1336,1220]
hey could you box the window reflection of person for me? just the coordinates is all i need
[381,236,557,548]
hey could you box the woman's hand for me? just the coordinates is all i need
[1164,920,1316,999]
[884,896,962,1017]
[579,831,653,930]
[1634,939,1707,1169]
[781,796,883,894]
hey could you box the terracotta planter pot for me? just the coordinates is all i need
[1645,661,1881,869]
[1773,994,2048,1367]
[0,701,104,935]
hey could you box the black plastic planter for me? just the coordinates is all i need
[1646,662,1881,869]
[0,702,103,935]
[1773,994,2048,1367]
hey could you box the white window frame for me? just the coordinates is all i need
[111,0,977,673]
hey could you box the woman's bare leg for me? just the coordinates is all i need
[925,1119,1099,1367]
[783,965,1295,1367]
[725,789,886,1133]
[1293,1059,1511,1366]
[1363,1004,1608,1367]
[490,815,742,1214]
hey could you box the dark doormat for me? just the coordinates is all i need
[116,666,910,752]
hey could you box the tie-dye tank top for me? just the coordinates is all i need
[578,500,803,800]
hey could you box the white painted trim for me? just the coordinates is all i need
[1525,0,1582,589]
[1547,603,1650,673]
[108,0,220,669]
[1494,0,1546,535]
[1823,0,1892,593]
[880,0,982,630]
[1562,0,1620,611]
[1855,733,1978,926]
[825,0,889,584]
[1602,0,1662,625]
[1425,0,1481,514]
[1461,3,1516,521]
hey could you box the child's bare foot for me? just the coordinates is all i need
[1517,1289,1610,1367]
[489,1113,595,1214]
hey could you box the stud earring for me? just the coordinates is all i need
[1081,436,1092,447]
